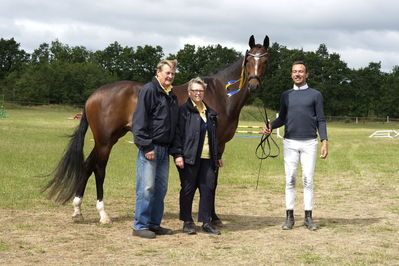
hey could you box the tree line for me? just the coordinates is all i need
[1,37,398,117]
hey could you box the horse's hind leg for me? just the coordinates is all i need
[72,149,96,221]
[94,163,112,224]
[94,144,113,224]
[72,196,84,221]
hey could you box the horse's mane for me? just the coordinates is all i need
[208,57,244,78]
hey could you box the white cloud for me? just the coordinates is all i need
[1,0,399,72]
[338,48,399,71]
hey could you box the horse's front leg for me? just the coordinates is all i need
[96,200,111,224]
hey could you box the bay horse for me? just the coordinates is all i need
[43,35,270,224]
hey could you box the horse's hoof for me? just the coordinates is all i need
[72,214,84,222]
[99,217,112,224]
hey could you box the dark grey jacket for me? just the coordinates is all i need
[132,77,179,153]
[170,99,221,170]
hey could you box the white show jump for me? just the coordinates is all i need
[369,130,399,138]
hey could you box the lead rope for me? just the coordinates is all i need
[254,105,280,189]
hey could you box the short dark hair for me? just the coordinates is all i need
[292,61,307,73]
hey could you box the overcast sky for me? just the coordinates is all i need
[2,0,399,72]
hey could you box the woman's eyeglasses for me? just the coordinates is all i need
[190,90,205,94]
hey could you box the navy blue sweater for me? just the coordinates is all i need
[271,87,328,141]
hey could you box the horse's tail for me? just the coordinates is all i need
[42,108,89,204]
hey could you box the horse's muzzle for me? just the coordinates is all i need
[248,75,262,91]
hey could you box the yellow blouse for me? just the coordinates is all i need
[191,100,210,159]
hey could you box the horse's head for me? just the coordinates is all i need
[245,35,270,91]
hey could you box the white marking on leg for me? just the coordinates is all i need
[96,200,112,224]
[72,196,83,220]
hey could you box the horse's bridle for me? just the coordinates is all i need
[225,50,268,97]
[246,51,268,83]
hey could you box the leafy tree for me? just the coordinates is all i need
[13,63,54,103]
[2,37,397,119]
[49,40,91,64]
[92,41,137,80]
[0,38,29,80]
[306,46,352,116]
[0,38,29,100]
[196,45,241,76]
[131,45,164,82]
[49,62,117,104]
[349,62,385,117]
[92,41,123,72]
[49,40,72,62]
[170,44,240,85]
[13,61,116,105]
[171,44,197,84]
[0,38,29,95]
[10,40,115,104]
[31,43,51,64]
[376,66,398,117]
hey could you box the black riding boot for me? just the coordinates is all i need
[304,210,317,231]
[282,210,294,230]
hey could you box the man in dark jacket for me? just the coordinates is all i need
[132,59,179,239]
[171,77,223,235]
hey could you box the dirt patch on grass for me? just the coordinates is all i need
[1,185,398,265]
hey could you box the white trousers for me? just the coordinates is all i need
[283,138,318,211]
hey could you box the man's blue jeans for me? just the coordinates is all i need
[134,145,169,230]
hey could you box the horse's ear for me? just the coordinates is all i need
[249,35,255,48]
[263,35,270,49]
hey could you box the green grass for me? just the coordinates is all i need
[0,239,9,252]
[1,105,399,209]
[297,252,323,264]
[0,106,83,209]
[1,105,399,265]
[239,105,278,122]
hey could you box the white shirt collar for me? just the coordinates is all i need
[293,84,309,90]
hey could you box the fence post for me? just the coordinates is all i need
[387,116,389,123]
[356,117,358,124]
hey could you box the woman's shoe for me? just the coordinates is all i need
[183,221,197,235]
[202,223,221,235]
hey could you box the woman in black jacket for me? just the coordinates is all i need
[170,77,223,235]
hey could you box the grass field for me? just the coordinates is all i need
[0,105,398,265]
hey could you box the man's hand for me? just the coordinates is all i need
[175,156,184,169]
[262,123,272,135]
[217,159,224,168]
[320,140,328,159]
[145,150,155,160]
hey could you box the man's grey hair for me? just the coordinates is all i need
[157,59,177,71]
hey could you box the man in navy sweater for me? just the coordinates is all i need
[263,61,328,231]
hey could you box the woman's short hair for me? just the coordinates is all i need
[188,77,207,91]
